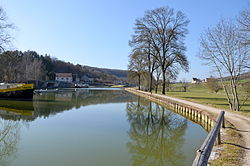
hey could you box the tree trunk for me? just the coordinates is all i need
[155,71,160,94]
[162,70,166,95]
[222,84,233,110]
[155,84,158,93]
[233,84,240,111]
[149,72,153,92]
[138,75,141,90]
[229,77,240,111]
[217,68,233,111]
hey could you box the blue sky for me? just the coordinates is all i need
[1,0,249,81]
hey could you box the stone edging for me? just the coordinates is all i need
[125,88,217,128]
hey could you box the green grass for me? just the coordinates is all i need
[110,85,126,88]
[154,82,250,117]
[210,122,244,166]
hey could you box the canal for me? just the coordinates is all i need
[0,88,207,166]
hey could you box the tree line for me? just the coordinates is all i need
[0,51,44,82]
[0,50,123,83]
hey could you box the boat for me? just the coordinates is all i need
[34,88,59,93]
[74,83,89,88]
[0,83,34,99]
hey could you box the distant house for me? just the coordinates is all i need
[114,80,125,85]
[191,78,202,84]
[55,73,73,82]
[202,78,214,83]
[72,74,80,82]
[81,75,94,84]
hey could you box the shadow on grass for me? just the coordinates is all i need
[184,96,226,101]
[239,104,250,107]
[240,110,250,113]
[213,103,229,106]
[225,126,250,133]
[185,96,226,101]
[222,142,250,150]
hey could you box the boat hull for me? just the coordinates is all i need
[0,89,34,99]
[0,83,34,99]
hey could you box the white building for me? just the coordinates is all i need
[55,73,73,82]
[191,78,202,84]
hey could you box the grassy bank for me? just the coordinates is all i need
[154,82,250,117]
[210,121,245,166]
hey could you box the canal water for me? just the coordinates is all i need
[0,88,207,166]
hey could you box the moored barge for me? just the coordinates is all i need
[0,83,34,99]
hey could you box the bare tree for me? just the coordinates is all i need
[238,6,250,46]
[0,7,14,53]
[206,77,222,93]
[0,51,21,82]
[21,51,45,81]
[181,79,189,92]
[164,65,179,92]
[237,6,250,69]
[129,24,159,92]
[199,19,250,111]
[132,7,189,94]
[0,51,45,82]
[128,50,146,90]
[154,66,162,93]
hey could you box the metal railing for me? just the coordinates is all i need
[192,111,225,166]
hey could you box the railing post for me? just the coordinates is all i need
[222,115,225,128]
[217,128,221,145]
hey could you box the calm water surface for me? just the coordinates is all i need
[0,88,207,166]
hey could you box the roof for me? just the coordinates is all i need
[192,78,201,81]
[55,73,72,77]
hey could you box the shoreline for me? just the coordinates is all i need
[125,88,250,166]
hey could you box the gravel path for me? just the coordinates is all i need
[131,90,250,165]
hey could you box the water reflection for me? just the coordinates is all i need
[0,89,136,165]
[126,97,188,166]
[0,119,21,166]
[0,89,206,166]
[0,89,135,121]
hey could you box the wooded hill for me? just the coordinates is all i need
[0,50,128,83]
[220,71,250,81]
[85,66,128,80]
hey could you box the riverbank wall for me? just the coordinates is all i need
[125,88,217,131]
